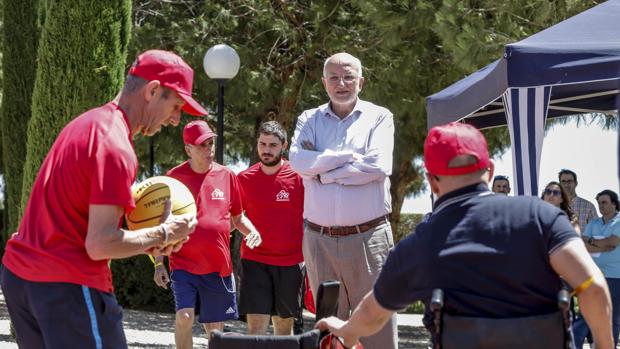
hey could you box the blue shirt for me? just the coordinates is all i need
[374,183,579,323]
[583,213,620,278]
[289,99,394,226]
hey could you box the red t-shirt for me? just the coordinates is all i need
[237,161,304,266]
[2,102,137,293]
[168,163,242,276]
[166,161,206,199]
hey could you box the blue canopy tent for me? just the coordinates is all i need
[426,0,620,196]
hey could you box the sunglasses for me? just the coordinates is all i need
[543,188,562,197]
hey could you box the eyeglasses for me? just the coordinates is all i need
[325,75,359,84]
[543,188,562,197]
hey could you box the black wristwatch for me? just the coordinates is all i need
[588,237,593,245]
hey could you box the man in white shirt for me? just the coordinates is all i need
[289,52,396,349]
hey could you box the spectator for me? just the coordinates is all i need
[541,181,581,233]
[1,50,201,348]
[289,52,396,349]
[492,175,511,195]
[152,120,262,349]
[559,169,598,230]
[237,121,305,335]
[574,189,620,348]
[317,122,613,349]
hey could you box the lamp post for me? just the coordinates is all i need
[203,44,240,164]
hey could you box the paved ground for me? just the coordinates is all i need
[0,292,430,348]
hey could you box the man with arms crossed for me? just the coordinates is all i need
[153,120,262,349]
[317,122,614,349]
[237,121,305,335]
[290,52,396,349]
[574,189,620,348]
[1,50,201,348]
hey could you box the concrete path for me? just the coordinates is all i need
[0,292,425,348]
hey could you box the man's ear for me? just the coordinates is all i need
[144,80,161,102]
[283,141,289,151]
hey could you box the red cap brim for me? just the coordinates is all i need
[179,92,209,116]
[192,132,217,145]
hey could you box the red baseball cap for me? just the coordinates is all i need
[128,50,208,116]
[183,120,216,145]
[424,122,490,176]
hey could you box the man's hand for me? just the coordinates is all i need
[245,230,262,249]
[153,264,170,289]
[301,140,316,151]
[315,317,360,348]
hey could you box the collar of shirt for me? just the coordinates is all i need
[432,182,491,214]
[320,98,364,121]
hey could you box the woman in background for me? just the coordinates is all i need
[541,181,581,234]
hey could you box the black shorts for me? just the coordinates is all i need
[239,259,304,318]
[1,267,127,349]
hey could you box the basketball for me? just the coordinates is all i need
[126,176,197,231]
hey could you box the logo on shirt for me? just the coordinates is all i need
[225,306,236,314]
[276,190,290,202]
[211,188,225,200]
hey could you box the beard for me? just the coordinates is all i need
[260,152,283,167]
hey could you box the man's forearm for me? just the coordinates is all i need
[578,277,614,349]
[232,214,256,236]
[340,292,393,340]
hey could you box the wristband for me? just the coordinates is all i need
[571,275,594,296]
[154,262,163,269]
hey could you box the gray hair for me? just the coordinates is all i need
[323,52,363,77]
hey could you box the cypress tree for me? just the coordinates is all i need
[1,0,40,240]
[20,0,131,209]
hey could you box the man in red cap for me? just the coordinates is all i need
[1,50,205,348]
[317,122,614,349]
[152,120,262,349]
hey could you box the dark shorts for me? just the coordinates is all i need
[170,269,238,323]
[239,259,304,318]
[1,266,127,349]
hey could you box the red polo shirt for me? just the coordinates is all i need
[168,163,242,276]
[237,161,304,266]
[2,102,137,293]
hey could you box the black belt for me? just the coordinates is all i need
[306,215,388,236]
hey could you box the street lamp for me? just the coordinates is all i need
[203,44,240,164]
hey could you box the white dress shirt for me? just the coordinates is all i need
[290,99,394,227]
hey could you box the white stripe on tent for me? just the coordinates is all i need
[503,86,552,196]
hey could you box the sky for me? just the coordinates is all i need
[402,117,618,214]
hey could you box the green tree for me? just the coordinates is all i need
[128,0,606,236]
[1,0,40,239]
[20,0,131,208]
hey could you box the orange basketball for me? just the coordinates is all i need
[126,176,196,231]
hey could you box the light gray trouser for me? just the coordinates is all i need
[303,221,398,349]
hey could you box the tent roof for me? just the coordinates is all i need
[427,0,620,129]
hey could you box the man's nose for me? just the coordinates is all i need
[169,112,181,126]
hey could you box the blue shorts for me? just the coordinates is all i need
[171,269,238,323]
[1,266,127,349]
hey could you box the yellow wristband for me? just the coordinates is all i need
[148,255,156,265]
[571,275,594,296]
[154,262,163,269]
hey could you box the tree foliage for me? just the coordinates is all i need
[1,0,40,238]
[127,0,608,227]
[20,0,132,208]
